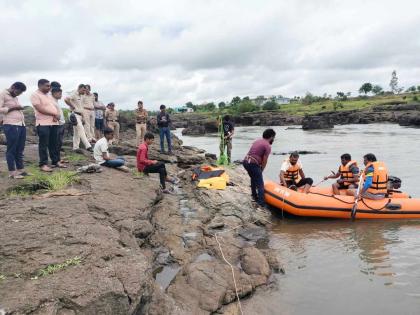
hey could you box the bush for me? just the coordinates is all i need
[413,95,419,102]
[262,100,279,110]
[237,99,257,113]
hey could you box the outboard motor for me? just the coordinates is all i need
[388,176,402,190]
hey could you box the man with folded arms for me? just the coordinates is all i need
[64,84,92,152]
[30,79,65,172]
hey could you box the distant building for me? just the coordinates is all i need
[251,95,291,105]
[174,106,194,113]
[276,96,290,104]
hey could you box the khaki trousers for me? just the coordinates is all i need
[73,114,91,150]
[107,121,120,143]
[136,123,147,145]
[82,110,95,141]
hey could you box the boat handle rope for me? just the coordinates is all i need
[308,192,392,211]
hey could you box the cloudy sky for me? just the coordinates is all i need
[1,0,420,110]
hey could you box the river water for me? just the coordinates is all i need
[174,124,420,315]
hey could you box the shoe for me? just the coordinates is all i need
[18,171,32,177]
[9,174,24,179]
[161,188,174,194]
[73,149,84,154]
[116,165,130,173]
[53,162,68,169]
[167,176,180,185]
[87,147,93,152]
[40,165,53,172]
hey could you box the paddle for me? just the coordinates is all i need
[351,172,365,221]
[314,170,336,187]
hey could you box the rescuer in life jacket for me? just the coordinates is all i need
[324,153,360,195]
[279,151,313,194]
[348,153,388,200]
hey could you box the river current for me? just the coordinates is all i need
[174,124,420,315]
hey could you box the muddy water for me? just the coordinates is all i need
[175,124,420,314]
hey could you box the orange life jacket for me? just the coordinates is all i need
[284,162,301,182]
[364,161,388,195]
[339,160,358,186]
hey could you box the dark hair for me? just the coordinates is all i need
[364,153,377,162]
[290,151,299,158]
[103,127,114,136]
[107,102,115,107]
[38,79,49,87]
[93,92,98,97]
[51,88,62,94]
[138,100,143,105]
[223,115,230,121]
[341,153,351,161]
[160,104,166,110]
[262,128,276,139]
[11,82,27,92]
[50,81,61,89]
[144,132,155,140]
[78,84,85,90]
[85,84,91,90]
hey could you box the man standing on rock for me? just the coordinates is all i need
[94,92,106,140]
[135,100,148,145]
[220,115,234,164]
[30,79,63,172]
[0,82,29,179]
[243,128,276,207]
[105,102,120,144]
[64,84,93,152]
[157,104,172,154]
[83,84,96,143]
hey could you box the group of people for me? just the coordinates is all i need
[242,129,392,207]
[0,79,177,192]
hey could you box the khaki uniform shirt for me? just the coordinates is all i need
[67,92,84,113]
[82,93,95,110]
[105,109,119,121]
[136,108,148,124]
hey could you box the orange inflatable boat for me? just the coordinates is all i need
[264,181,420,219]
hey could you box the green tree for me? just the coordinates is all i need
[336,91,347,100]
[417,86,420,92]
[372,85,383,95]
[218,101,226,109]
[359,82,373,95]
[204,102,216,111]
[262,100,279,110]
[238,99,257,113]
[230,96,241,107]
[254,95,266,106]
[406,86,417,93]
[302,92,315,105]
[390,70,402,94]
[185,101,194,108]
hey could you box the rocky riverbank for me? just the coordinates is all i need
[173,101,420,134]
[0,131,281,315]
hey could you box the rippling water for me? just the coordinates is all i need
[175,124,420,314]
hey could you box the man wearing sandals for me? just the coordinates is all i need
[0,82,30,179]
[30,79,66,172]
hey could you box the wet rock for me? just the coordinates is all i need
[238,226,268,242]
[181,119,218,136]
[109,145,138,156]
[205,153,217,160]
[241,247,270,277]
[177,154,205,168]
[302,115,334,130]
[168,261,253,313]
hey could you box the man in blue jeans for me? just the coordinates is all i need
[157,104,172,154]
[0,82,29,179]
[243,129,276,207]
[93,127,129,171]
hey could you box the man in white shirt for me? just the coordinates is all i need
[94,127,128,171]
[279,151,313,193]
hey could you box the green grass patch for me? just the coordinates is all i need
[7,167,79,196]
[64,151,88,162]
[31,256,82,279]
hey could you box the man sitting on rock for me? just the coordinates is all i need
[136,132,179,194]
[93,127,128,172]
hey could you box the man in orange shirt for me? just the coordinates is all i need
[30,79,64,172]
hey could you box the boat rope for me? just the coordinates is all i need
[213,215,272,315]
[361,198,391,211]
